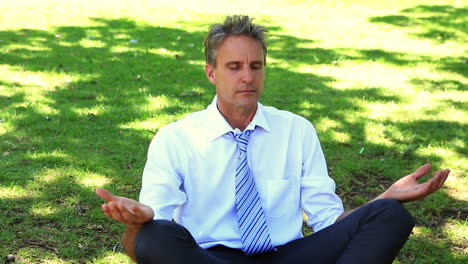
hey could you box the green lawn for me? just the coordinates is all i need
[0,0,466,263]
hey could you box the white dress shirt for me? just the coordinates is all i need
[140,96,344,249]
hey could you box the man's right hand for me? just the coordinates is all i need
[96,188,154,229]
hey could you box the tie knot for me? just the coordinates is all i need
[231,130,252,153]
[231,130,252,145]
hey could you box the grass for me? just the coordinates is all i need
[0,0,466,263]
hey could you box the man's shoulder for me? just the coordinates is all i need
[260,103,313,127]
[162,108,208,131]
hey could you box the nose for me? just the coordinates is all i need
[241,67,254,84]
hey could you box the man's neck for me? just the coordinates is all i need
[217,103,257,131]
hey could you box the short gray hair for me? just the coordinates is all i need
[204,15,268,67]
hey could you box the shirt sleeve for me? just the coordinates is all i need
[300,119,344,232]
[139,125,187,220]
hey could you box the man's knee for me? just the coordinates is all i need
[371,199,414,233]
[135,220,196,263]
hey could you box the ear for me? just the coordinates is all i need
[205,64,216,85]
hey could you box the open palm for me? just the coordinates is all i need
[381,164,450,203]
[96,188,154,228]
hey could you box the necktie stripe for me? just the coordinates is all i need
[231,130,274,256]
[236,158,247,171]
[239,201,261,227]
[238,195,260,222]
[242,209,263,237]
[248,227,266,253]
[237,181,255,207]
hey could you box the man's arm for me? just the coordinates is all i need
[336,164,450,222]
[96,188,154,262]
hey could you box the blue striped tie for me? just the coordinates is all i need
[231,130,274,255]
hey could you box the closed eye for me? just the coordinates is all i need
[227,62,241,70]
[251,62,263,70]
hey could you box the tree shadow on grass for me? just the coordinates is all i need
[369,4,468,79]
[0,15,466,263]
[369,4,467,44]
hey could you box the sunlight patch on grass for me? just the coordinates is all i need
[146,95,173,110]
[78,39,107,49]
[120,119,165,132]
[443,219,468,245]
[315,117,341,132]
[34,168,68,184]
[416,146,456,162]
[412,225,433,236]
[299,100,323,111]
[313,63,411,91]
[148,47,179,57]
[91,252,132,264]
[0,185,31,199]
[330,131,352,143]
[365,102,400,121]
[446,173,468,201]
[364,123,394,147]
[76,174,111,189]
[30,202,58,216]
[15,247,66,264]
[267,57,294,69]
[109,45,138,54]
[2,69,83,92]
[0,119,14,135]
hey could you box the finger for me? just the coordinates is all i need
[436,169,450,189]
[107,202,126,223]
[430,170,447,192]
[130,204,154,223]
[411,163,432,180]
[428,174,441,193]
[131,204,143,216]
[96,188,117,202]
[101,204,112,218]
[118,203,137,223]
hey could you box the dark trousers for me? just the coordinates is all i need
[135,199,414,264]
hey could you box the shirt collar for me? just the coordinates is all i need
[205,95,271,141]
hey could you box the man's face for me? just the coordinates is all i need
[205,35,265,112]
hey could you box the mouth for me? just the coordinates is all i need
[238,90,256,94]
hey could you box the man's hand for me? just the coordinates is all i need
[96,188,154,229]
[378,164,450,203]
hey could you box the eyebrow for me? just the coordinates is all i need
[225,61,264,66]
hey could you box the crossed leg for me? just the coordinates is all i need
[134,199,414,264]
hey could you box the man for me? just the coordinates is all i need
[96,15,450,263]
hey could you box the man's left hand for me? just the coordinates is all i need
[378,163,450,203]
